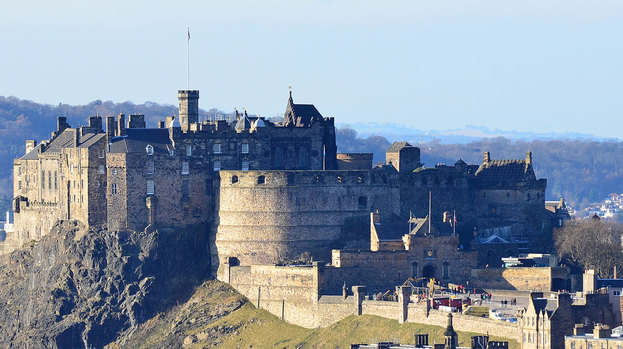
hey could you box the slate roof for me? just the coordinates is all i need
[20,129,106,160]
[235,115,252,131]
[531,297,558,317]
[596,279,623,289]
[21,144,42,160]
[374,221,408,241]
[283,93,324,126]
[387,141,412,153]
[109,128,172,154]
[474,159,535,185]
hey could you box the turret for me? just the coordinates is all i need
[178,90,199,132]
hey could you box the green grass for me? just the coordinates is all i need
[203,303,519,349]
[113,281,519,349]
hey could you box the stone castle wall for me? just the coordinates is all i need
[212,170,400,278]
[470,267,569,291]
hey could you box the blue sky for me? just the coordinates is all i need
[1,1,622,137]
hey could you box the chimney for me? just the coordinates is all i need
[166,116,176,128]
[584,269,596,294]
[593,323,610,339]
[483,152,490,164]
[88,116,103,132]
[25,140,36,154]
[57,117,69,133]
[128,114,146,128]
[106,116,116,137]
[117,113,126,136]
[157,121,165,128]
[526,151,532,165]
[573,324,585,336]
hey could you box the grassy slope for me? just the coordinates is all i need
[113,281,519,349]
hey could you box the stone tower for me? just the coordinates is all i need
[385,142,422,173]
[178,90,199,132]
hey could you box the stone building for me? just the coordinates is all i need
[519,292,615,349]
[565,324,623,349]
[8,88,554,282]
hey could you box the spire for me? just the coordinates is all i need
[444,313,458,349]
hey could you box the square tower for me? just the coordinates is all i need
[178,90,199,132]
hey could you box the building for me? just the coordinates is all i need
[565,324,623,349]
[519,292,615,349]
[7,89,555,282]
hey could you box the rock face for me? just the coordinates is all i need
[0,221,211,348]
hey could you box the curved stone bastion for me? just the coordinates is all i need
[212,169,400,279]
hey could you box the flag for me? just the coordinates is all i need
[187,27,190,40]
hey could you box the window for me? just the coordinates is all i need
[337,176,342,183]
[99,165,105,174]
[213,143,222,154]
[181,162,189,175]
[41,171,45,189]
[112,168,117,175]
[186,145,192,156]
[54,172,57,189]
[145,161,154,175]
[70,164,74,173]
[257,175,265,184]
[241,161,249,171]
[78,163,82,174]
[169,149,175,157]
[146,144,154,156]
[18,181,22,190]
[48,171,52,189]
[111,183,118,195]
[17,166,21,176]
[146,180,155,195]
[213,160,221,171]
[358,196,367,209]
[231,175,239,184]
[99,150,105,158]
[357,176,363,183]
[81,180,83,189]
[241,143,249,154]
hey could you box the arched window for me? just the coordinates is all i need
[146,144,154,155]
[231,175,239,184]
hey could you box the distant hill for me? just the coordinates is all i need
[337,127,623,209]
[0,96,621,212]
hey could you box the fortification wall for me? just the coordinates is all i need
[12,201,60,247]
[213,170,400,277]
[227,264,320,328]
[470,267,567,291]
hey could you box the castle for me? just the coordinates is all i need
[8,89,552,285]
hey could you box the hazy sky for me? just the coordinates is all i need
[1,1,622,137]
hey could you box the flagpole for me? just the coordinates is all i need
[186,26,190,90]
[453,210,456,235]
[428,191,431,235]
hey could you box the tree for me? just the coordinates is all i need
[554,219,623,278]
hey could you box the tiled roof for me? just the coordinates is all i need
[387,141,412,153]
[474,159,535,185]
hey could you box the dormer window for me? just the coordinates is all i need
[146,144,154,156]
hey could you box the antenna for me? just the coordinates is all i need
[186,26,190,90]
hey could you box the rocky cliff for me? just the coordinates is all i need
[0,221,211,348]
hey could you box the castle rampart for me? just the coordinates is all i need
[213,169,400,278]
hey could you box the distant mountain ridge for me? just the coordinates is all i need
[340,122,610,144]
